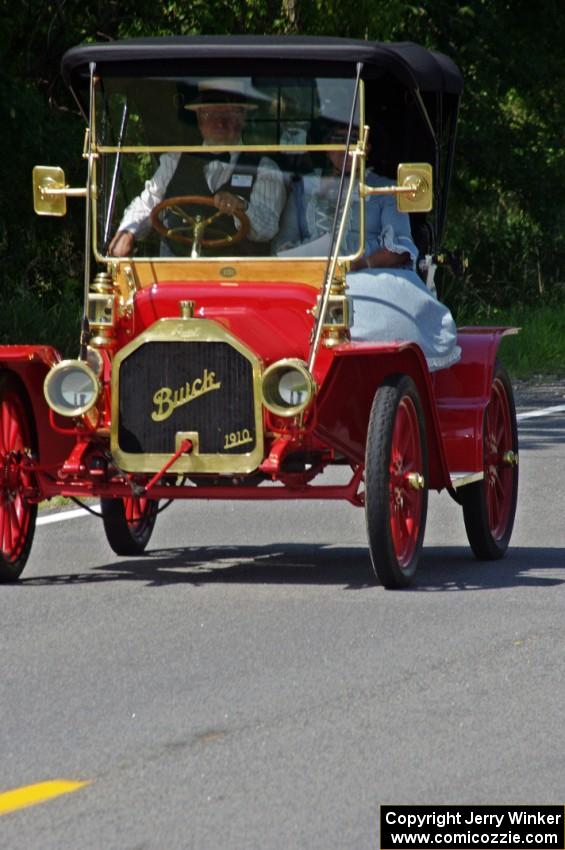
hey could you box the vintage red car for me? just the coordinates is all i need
[2,36,518,587]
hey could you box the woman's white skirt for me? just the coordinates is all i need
[347,269,461,372]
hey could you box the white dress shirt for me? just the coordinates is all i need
[118,150,285,245]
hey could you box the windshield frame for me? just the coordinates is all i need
[90,75,367,265]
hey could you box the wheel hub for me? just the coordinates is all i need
[2,451,23,498]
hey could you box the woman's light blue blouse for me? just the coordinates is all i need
[276,169,418,264]
[347,171,418,264]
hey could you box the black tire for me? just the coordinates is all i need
[0,377,37,581]
[365,375,428,588]
[100,496,158,556]
[460,362,518,560]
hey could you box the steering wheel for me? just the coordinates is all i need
[150,195,250,251]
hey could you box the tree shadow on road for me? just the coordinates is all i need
[21,543,565,591]
[517,416,565,452]
[416,546,565,590]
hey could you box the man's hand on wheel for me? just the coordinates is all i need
[213,191,246,215]
[108,230,135,257]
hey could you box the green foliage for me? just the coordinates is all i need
[456,303,565,380]
[374,0,565,309]
[1,0,565,365]
[0,278,82,355]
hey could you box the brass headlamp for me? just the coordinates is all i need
[262,359,316,417]
[44,359,100,417]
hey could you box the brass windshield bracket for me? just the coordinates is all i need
[360,163,433,212]
[82,127,90,159]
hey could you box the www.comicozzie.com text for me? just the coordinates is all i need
[383,808,563,847]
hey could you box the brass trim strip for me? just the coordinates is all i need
[450,471,485,489]
[110,318,264,474]
[38,186,88,198]
[95,143,354,154]
[113,260,329,291]
[361,184,422,197]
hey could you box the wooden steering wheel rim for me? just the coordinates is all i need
[150,194,250,247]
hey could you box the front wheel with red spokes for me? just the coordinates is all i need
[100,496,158,556]
[461,362,518,559]
[0,378,37,582]
[365,375,428,588]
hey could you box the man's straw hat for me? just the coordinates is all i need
[185,79,259,111]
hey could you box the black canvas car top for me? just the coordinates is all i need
[61,35,463,97]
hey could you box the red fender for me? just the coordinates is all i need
[0,345,75,466]
[432,327,518,475]
[313,341,451,490]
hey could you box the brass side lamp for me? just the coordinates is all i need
[32,165,87,216]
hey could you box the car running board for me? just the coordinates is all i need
[450,471,484,488]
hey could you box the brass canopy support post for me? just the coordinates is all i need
[307,61,364,374]
[80,61,96,361]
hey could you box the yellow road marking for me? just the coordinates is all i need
[0,780,89,815]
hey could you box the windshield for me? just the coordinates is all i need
[93,74,363,261]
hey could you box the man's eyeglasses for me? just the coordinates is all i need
[198,107,245,121]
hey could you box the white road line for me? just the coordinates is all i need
[516,404,565,421]
[37,507,91,526]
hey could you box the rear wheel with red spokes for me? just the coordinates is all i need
[461,362,518,559]
[0,378,37,581]
[365,375,428,588]
[100,495,158,556]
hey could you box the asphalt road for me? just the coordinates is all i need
[1,390,564,850]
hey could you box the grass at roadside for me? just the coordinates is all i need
[39,495,77,511]
[2,277,564,379]
[4,281,565,386]
[39,495,99,512]
[454,302,565,379]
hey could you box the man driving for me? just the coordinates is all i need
[109,79,286,257]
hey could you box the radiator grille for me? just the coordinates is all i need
[117,341,256,455]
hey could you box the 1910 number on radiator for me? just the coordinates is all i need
[224,429,253,450]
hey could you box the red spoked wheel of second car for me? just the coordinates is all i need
[0,379,37,581]
[365,374,428,588]
[100,495,159,556]
[461,362,518,559]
